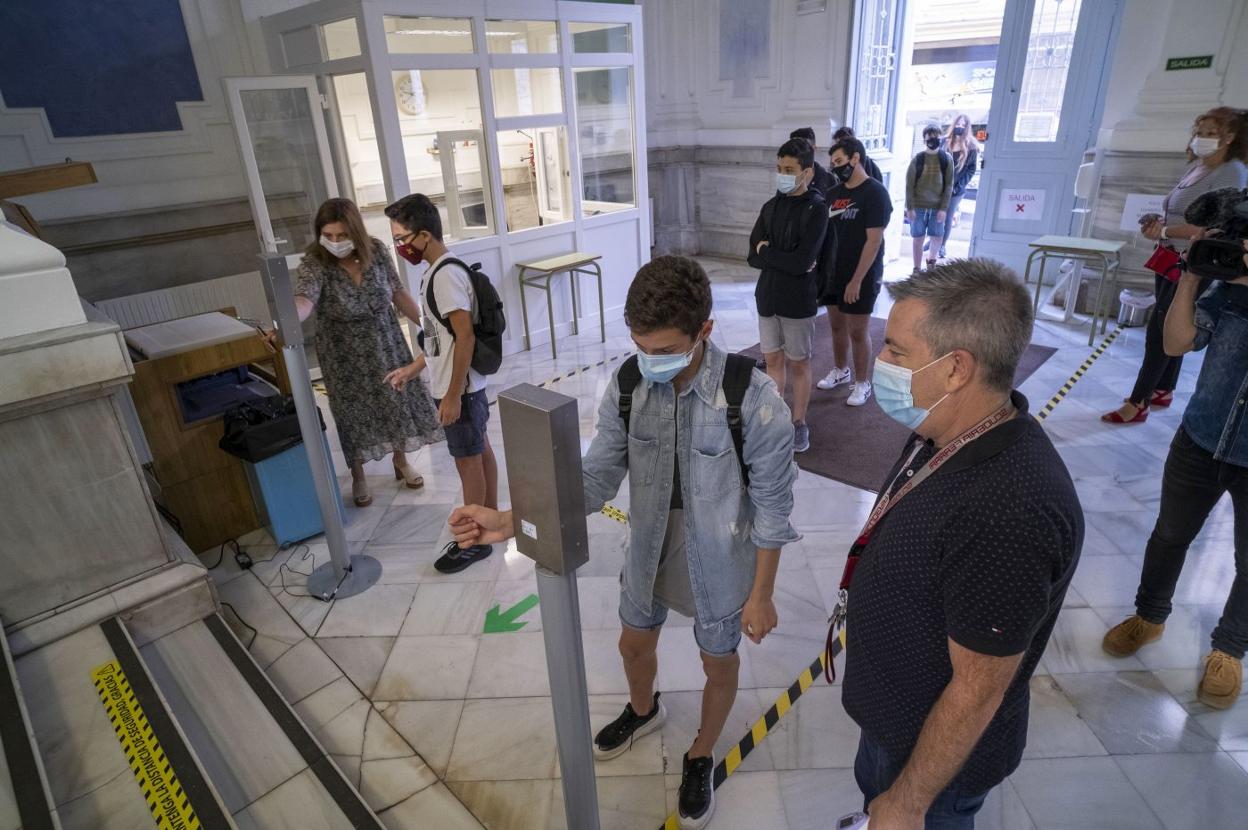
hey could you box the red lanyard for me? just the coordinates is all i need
[825,402,1014,682]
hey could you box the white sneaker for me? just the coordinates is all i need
[817,367,852,391]
[847,381,873,407]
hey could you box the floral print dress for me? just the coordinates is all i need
[295,239,443,463]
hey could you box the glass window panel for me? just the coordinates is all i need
[497,127,572,232]
[280,26,320,68]
[491,68,563,118]
[486,20,559,54]
[1012,0,1084,143]
[238,88,330,255]
[384,16,475,54]
[574,68,635,215]
[329,74,393,249]
[569,21,631,53]
[391,70,494,241]
[849,0,902,153]
[322,18,361,60]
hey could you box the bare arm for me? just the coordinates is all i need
[445,309,475,398]
[1163,272,1204,356]
[294,295,315,322]
[851,228,885,284]
[393,288,422,323]
[868,640,1024,825]
[741,547,781,644]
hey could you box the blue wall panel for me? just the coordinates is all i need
[0,0,204,137]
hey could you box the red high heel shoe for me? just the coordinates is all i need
[1101,400,1149,424]
[1150,390,1174,408]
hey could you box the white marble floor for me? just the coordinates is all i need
[204,256,1248,829]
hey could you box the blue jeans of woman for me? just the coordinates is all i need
[854,733,989,829]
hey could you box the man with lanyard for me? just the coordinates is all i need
[835,261,1083,828]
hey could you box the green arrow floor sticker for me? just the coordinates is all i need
[483,594,539,633]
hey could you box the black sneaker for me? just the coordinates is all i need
[678,753,715,829]
[593,692,666,760]
[433,541,493,574]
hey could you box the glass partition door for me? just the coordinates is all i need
[224,76,338,260]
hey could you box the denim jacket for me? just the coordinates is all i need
[582,342,800,627]
[1185,282,1248,467]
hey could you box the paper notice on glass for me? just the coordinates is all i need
[1120,194,1165,231]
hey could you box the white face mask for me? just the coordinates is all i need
[1190,136,1221,159]
[320,236,355,258]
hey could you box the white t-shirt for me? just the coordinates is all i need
[419,252,488,400]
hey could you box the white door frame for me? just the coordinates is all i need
[223,75,340,260]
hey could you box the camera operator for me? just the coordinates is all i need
[1103,228,1248,711]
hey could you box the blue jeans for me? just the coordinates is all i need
[854,734,988,829]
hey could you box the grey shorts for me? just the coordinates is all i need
[758,315,815,361]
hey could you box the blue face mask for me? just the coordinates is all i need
[638,339,702,384]
[872,352,952,430]
[776,173,798,194]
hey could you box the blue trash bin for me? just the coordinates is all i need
[244,433,345,546]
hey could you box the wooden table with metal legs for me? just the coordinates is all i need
[516,252,605,360]
[1022,235,1125,346]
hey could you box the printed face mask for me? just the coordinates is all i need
[1190,136,1220,158]
[396,235,426,265]
[872,352,953,430]
[638,339,701,384]
[320,236,355,258]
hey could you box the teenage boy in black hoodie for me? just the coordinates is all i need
[748,138,828,454]
[790,127,835,195]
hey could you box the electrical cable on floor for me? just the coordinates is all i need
[220,602,258,649]
[277,543,320,599]
[204,538,241,571]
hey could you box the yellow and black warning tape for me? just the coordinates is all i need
[658,627,847,830]
[537,351,633,390]
[92,660,201,830]
[601,503,629,524]
[1034,326,1122,422]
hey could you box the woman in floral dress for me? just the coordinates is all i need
[289,198,442,506]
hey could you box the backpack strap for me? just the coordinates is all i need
[721,354,755,488]
[617,356,642,434]
[424,257,475,337]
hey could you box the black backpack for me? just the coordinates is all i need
[913,149,952,193]
[425,258,506,376]
[616,353,755,487]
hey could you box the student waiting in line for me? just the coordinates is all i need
[384,194,498,575]
[816,136,893,407]
[449,256,799,830]
[937,114,980,261]
[833,126,885,183]
[747,138,828,453]
[789,126,836,194]
[906,124,956,274]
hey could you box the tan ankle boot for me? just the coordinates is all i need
[1197,650,1243,710]
[1102,615,1164,657]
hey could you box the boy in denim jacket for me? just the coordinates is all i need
[450,256,799,829]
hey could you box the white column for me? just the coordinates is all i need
[1100,0,1248,152]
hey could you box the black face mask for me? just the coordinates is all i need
[832,162,854,183]
[925,137,941,150]
[952,126,967,137]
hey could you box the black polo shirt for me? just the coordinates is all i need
[842,392,1083,796]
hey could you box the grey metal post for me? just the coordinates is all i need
[498,384,599,830]
[259,254,381,600]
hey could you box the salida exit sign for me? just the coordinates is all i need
[1166,55,1213,71]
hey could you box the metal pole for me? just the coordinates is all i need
[536,565,601,830]
[259,254,381,600]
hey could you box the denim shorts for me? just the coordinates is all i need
[909,207,946,238]
[618,588,742,657]
[435,389,490,458]
[758,314,815,361]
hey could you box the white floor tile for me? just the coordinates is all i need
[374,636,480,701]
[1010,756,1164,829]
[1116,752,1248,830]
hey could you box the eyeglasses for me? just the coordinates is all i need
[393,231,417,245]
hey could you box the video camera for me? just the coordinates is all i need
[1185,187,1248,280]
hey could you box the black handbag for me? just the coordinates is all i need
[218,395,324,463]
